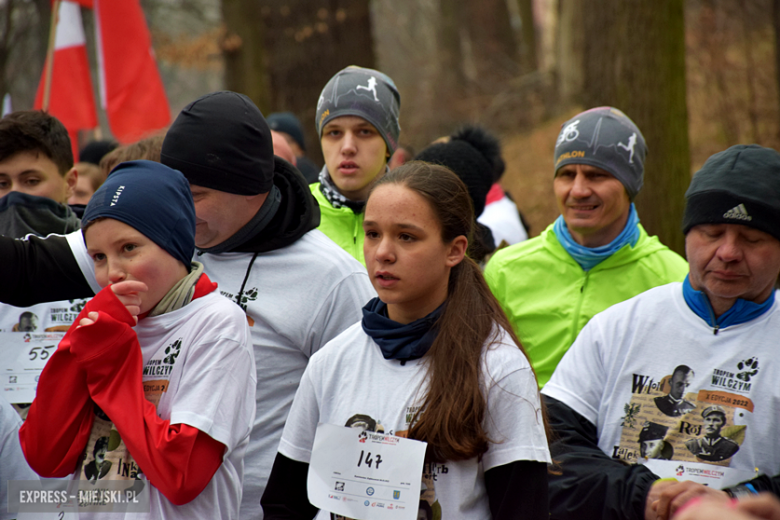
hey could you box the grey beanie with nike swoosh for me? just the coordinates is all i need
[683,144,780,242]
[554,107,647,201]
[315,66,401,154]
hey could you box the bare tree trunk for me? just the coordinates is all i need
[516,0,537,72]
[581,0,690,255]
[464,0,520,84]
[700,0,740,145]
[556,0,583,105]
[262,0,375,162]
[0,0,50,109]
[772,0,780,140]
[0,0,15,101]
[438,0,466,87]
[739,0,760,142]
[221,0,270,113]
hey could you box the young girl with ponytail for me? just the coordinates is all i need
[262,162,551,519]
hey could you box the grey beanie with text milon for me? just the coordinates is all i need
[683,144,780,241]
[553,107,647,201]
[315,66,401,154]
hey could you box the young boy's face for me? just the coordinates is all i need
[0,151,76,204]
[320,115,388,201]
[85,218,188,315]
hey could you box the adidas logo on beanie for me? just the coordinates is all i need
[683,144,780,241]
[722,204,752,221]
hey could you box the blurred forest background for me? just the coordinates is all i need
[1,0,779,254]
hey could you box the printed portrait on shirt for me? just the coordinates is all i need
[637,422,673,460]
[684,406,740,462]
[653,365,696,417]
[615,362,748,469]
[14,311,39,332]
[84,436,112,481]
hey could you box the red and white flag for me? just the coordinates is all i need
[94,0,170,143]
[34,0,98,159]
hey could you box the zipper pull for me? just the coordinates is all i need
[713,325,719,335]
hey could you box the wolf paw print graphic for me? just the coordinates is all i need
[69,299,87,313]
[736,358,759,382]
[239,288,259,310]
[163,338,182,365]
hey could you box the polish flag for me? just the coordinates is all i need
[94,0,170,143]
[34,1,98,160]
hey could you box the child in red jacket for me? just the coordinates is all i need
[20,160,256,519]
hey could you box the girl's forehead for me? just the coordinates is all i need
[366,184,439,224]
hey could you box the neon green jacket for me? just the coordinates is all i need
[484,223,688,387]
[310,183,365,265]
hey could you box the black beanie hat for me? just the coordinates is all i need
[83,160,196,268]
[415,126,500,217]
[79,140,118,165]
[161,91,274,195]
[268,112,306,152]
[683,144,780,242]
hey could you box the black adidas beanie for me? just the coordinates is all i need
[161,91,274,195]
[683,144,780,242]
[415,126,500,217]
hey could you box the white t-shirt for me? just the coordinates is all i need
[543,283,780,487]
[77,291,256,520]
[280,323,551,519]
[66,229,375,519]
[478,195,528,247]
[0,297,90,418]
[0,395,38,520]
[0,298,90,333]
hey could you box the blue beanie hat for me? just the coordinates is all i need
[82,160,196,268]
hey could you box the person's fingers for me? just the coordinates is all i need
[736,493,780,520]
[109,281,146,319]
[662,483,728,520]
[674,500,743,520]
[110,280,148,296]
[79,317,95,327]
[647,480,678,519]
[655,482,700,520]
[654,484,682,520]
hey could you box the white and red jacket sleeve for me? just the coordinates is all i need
[21,277,225,505]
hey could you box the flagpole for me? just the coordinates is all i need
[42,0,61,112]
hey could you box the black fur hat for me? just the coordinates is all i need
[415,125,502,217]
